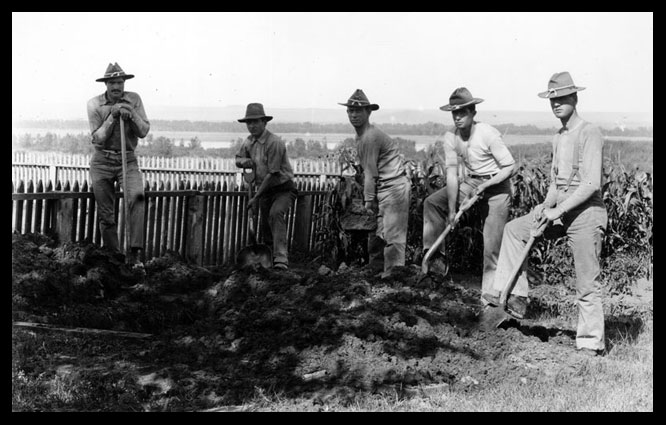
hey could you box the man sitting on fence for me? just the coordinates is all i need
[235,103,298,270]
[87,62,150,268]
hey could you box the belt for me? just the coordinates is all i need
[102,149,122,154]
[468,173,496,180]
[378,172,407,185]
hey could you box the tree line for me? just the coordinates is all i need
[14,119,654,138]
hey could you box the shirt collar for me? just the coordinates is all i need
[252,129,269,144]
[559,116,583,133]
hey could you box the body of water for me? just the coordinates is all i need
[12,128,650,152]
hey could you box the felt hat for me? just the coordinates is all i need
[538,72,586,99]
[439,87,484,112]
[338,89,379,110]
[238,103,273,123]
[96,62,134,82]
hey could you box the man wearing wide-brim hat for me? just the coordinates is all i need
[422,87,516,302]
[87,62,150,269]
[339,89,411,278]
[485,72,608,357]
[235,103,297,270]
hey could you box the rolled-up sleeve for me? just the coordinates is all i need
[87,97,114,147]
[128,94,150,138]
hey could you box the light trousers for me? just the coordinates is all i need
[487,191,608,350]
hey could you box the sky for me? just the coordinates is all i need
[12,12,653,122]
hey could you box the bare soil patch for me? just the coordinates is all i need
[12,233,652,411]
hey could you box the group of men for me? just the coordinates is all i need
[87,62,607,356]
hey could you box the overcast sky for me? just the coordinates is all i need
[12,12,653,121]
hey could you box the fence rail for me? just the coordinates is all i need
[12,177,335,267]
[12,151,346,189]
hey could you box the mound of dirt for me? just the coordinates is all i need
[11,233,652,410]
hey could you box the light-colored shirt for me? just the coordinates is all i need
[546,119,604,212]
[443,122,514,176]
[236,129,294,186]
[356,125,405,202]
[87,91,150,152]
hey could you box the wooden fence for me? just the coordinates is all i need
[12,151,345,189]
[12,177,335,267]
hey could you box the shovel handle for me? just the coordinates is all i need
[119,118,130,255]
[421,193,480,274]
[499,216,549,305]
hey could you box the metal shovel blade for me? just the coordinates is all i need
[236,244,273,270]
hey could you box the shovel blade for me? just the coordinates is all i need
[236,244,273,269]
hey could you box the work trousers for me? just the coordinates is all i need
[487,191,608,350]
[258,180,298,266]
[423,177,512,299]
[368,176,411,273]
[89,150,145,252]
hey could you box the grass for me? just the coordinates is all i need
[228,319,653,412]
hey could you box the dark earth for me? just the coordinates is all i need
[12,232,653,411]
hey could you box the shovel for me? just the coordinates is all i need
[235,168,273,269]
[421,192,480,275]
[119,117,131,260]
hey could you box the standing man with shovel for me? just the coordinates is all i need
[484,72,607,357]
[87,62,150,269]
[235,103,297,271]
[422,88,515,306]
[339,89,411,279]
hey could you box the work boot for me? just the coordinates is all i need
[127,248,145,271]
[578,348,603,357]
[505,294,528,319]
[482,293,500,307]
[273,262,288,271]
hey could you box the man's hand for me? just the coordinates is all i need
[472,183,487,198]
[247,196,258,214]
[364,200,378,216]
[119,107,133,120]
[448,210,457,225]
[111,104,124,118]
[237,158,254,169]
[532,203,547,222]
[542,206,564,222]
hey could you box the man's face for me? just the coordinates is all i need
[549,94,576,120]
[105,78,125,101]
[245,119,267,139]
[451,107,475,130]
[346,106,371,128]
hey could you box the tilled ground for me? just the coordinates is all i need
[11,233,652,411]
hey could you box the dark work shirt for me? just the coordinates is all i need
[87,91,150,152]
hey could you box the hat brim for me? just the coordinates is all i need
[238,115,273,123]
[538,87,585,99]
[96,75,134,82]
[338,102,379,111]
[439,98,484,112]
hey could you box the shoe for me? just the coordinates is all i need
[505,295,528,319]
[482,293,500,307]
[273,262,288,270]
[578,348,601,357]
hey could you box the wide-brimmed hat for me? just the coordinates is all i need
[238,103,273,123]
[338,89,379,110]
[538,72,586,99]
[96,62,134,82]
[439,87,484,112]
